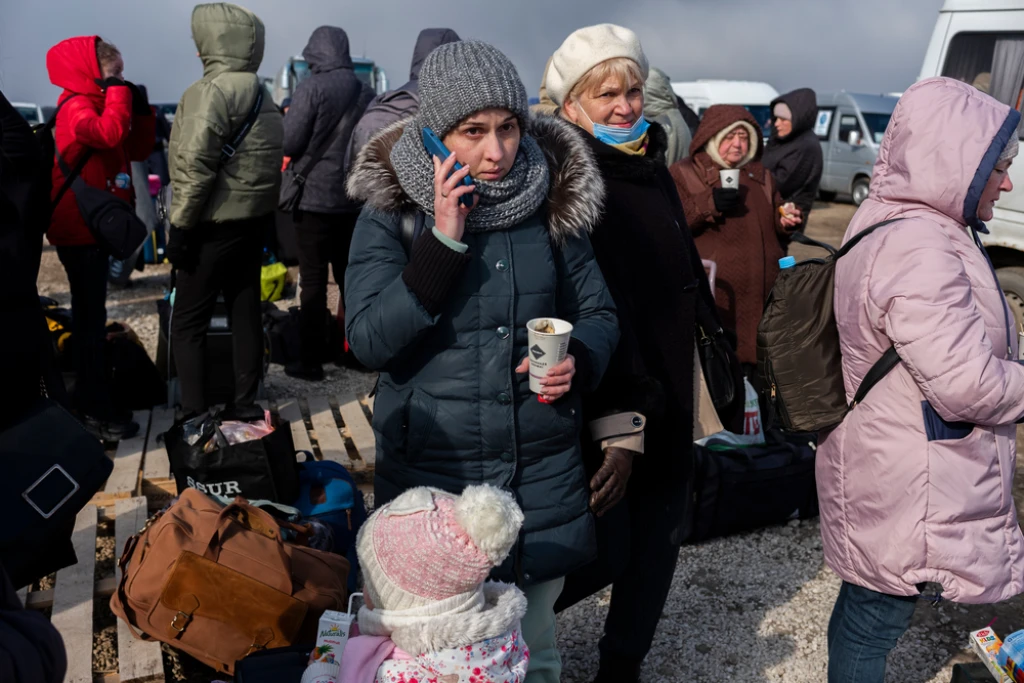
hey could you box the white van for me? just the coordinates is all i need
[920,0,1024,326]
[815,92,899,206]
[670,80,780,138]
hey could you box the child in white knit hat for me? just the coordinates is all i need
[339,484,529,683]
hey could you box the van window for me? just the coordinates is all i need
[862,113,892,145]
[942,32,1024,136]
[838,115,861,143]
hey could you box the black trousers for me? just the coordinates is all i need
[295,211,357,368]
[556,443,690,667]
[171,217,265,414]
[56,245,113,419]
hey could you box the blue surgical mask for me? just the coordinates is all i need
[580,105,650,145]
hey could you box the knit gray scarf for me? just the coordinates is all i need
[389,121,550,231]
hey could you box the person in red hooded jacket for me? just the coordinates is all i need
[46,36,155,440]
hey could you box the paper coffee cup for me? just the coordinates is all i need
[526,318,574,395]
[719,169,740,188]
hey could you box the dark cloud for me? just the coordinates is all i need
[0,0,944,106]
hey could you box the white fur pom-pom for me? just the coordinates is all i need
[454,485,525,564]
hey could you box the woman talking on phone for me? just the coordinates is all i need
[344,40,618,683]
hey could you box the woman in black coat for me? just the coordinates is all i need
[281,25,373,380]
[762,87,824,231]
[543,25,742,683]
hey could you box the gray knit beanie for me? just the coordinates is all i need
[1000,135,1019,164]
[417,40,529,138]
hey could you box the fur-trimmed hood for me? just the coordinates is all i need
[357,581,527,654]
[346,115,605,245]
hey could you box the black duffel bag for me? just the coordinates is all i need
[0,397,114,588]
[688,429,819,543]
[166,410,299,503]
[54,149,147,260]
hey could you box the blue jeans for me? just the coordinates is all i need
[827,581,918,683]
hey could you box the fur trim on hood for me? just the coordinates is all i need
[357,581,528,654]
[346,115,605,245]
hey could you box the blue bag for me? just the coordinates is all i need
[294,455,367,593]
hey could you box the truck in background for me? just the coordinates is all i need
[814,92,898,206]
[670,80,780,138]
[272,56,388,107]
[919,0,1024,328]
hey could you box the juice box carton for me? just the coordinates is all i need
[998,630,1024,683]
[971,628,1011,683]
[311,610,355,665]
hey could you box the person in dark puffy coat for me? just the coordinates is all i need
[281,25,373,380]
[762,87,823,231]
[344,41,617,683]
[45,35,155,440]
[347,28,460,163]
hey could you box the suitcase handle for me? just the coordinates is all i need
[193,501,294,595]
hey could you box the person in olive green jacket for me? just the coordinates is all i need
[167,2,283,418]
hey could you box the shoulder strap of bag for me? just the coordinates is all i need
[836,217,903,259]
[400,211,426,255]
[842,217,906,408]
[851,346,900,407]
[52,147,94,208]
[219,83,264,165]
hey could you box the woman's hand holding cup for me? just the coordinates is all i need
[515,354,576,402]
[433,152,477,242]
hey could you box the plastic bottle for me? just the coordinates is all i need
[779,256,797,269]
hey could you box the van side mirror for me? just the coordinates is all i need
[847,131,862,146]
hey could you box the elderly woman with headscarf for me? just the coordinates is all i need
[669,105,802,372]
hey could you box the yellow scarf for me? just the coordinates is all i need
[609,132,650,156]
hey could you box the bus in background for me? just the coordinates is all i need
[919,0,1024,328]
[273,56,388,107]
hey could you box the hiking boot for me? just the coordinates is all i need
[80,412,140,442]
[285,362,325,382]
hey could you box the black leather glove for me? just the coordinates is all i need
[590,447,634,517]
[124,81,151,116]
[712,187,741,214]
[94,77,126,92]
[166,226,198,271]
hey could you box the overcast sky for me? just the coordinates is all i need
[1,0,945,106]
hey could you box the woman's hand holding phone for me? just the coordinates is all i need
[433,152,477,242]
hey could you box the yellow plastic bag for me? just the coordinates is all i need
[260,262,287,302]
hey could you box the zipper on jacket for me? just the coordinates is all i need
[346,509,352,531]
[971,227,1014,358]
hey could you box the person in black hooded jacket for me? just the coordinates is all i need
[346,28,461,162]
[762,87,823,232]
[282,25,374,381]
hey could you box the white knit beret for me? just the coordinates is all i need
[546,24,650,106]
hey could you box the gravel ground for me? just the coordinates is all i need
[36,202,1024,682]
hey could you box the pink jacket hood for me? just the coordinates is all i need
[819,77,1024,603]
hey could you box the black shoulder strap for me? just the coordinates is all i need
[400,211,426,255]
[39,94,77,134]
[842,218,906,408]
[851,346,901,407]
[220,83,264,165]
[836,217,904,259]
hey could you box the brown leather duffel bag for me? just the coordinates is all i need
[110,489,349,674]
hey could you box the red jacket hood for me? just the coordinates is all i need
[47,36,103,98]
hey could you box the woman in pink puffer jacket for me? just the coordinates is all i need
[820,77,1024,682]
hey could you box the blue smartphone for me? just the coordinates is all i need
[422,126,475,208]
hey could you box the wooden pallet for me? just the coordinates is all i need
[87,394,376,508]
[20,498,165,683]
